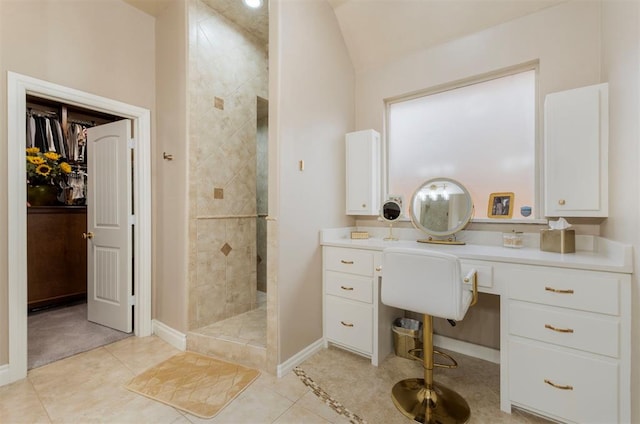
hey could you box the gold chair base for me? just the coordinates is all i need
[391,378,470,423]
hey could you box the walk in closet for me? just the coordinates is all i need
[26,95,121,311]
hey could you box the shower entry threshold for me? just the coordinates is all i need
[187,305,267,370]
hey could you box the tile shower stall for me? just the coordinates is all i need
[187,0,268,334]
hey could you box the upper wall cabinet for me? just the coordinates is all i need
[544,83,608,218]
[346,129,381,216]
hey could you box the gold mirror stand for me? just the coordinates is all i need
[417,236,465,246]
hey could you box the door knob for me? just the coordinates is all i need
[82,232,94,239]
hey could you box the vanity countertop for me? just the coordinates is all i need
[320,227,633,274]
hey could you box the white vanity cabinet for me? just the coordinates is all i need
[345,129,381,216]
[322,246,398,366]
[320,229,631,423]
[544,83,608,217]
[502,264,630,423]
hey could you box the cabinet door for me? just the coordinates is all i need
[544,83,608,217]
[346,129,380,215]
[27,207,87,309]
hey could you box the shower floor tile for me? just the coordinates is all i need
[192,303,267,348]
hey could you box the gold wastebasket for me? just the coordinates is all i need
[393,318,422,359]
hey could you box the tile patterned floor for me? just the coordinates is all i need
[0,334,552,424]
[0,336,349,424]
[297,346,553,424]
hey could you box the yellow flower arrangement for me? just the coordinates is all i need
[26,147,71,186]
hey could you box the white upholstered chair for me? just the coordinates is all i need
[382,247,478,424]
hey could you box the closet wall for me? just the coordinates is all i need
[26,96,122,311]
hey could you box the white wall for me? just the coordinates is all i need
[273,0,355,363]
[356,1,602,133]
[600,1,640,421]
[155,0,189,333]
[0,0,155,365]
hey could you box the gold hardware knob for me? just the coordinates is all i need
[558,199,566,205]
[544,379,573,390]
[82,232,94,240]
[375,266,382,272]
[362,204,366,208]
[340,286,354,291]
[545,286,574,294]
[340,260,354,265]
[340,321,354,327]
[544,324,574,333]
[163,152,173,161]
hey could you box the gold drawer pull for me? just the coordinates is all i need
[545,286,574,294]
[544,379,573,391]
[340,286,354,291]
[340,260,354,265]
[340,321,354,327]
[545,324,574,333]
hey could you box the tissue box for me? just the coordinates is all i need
[540,229,575,253]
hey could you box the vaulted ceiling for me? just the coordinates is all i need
[123,0,567,71]
[330,0,567,71]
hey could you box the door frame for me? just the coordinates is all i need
[4,71,152,384]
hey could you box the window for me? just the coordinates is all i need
[386,69,536,219]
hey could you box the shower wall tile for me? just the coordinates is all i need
[228,218,257,248]
[226,277,252,311]
[257,218,267,292]
[187,218,199,304]
[190,283,226,329]
[195,254,226,287]
[196,219,227,252]
[226,245,252,280]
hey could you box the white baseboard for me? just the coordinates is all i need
[277,338,324,378]
[152,320,187,351]
[433,334,500,364]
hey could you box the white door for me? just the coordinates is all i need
[86,119,133,333]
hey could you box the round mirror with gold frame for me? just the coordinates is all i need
[409,177,474,245]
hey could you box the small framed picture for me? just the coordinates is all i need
[488,192,514,218]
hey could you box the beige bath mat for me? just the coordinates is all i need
[126,351,260,418]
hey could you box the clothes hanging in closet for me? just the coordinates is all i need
[26,111,67,159]
[66,122,88,162]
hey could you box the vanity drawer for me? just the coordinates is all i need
[324,247,375,276]
[325,271,373,304]
[509,339,618,424]
[506,266,620,315]
[461,260,493,289]
[509,301,619,358]
[325,296,373,354]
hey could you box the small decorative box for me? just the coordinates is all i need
[540,229,575,253]
[350,231,369,240]
[503,231,523,248]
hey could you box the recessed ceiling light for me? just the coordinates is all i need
[243,0,263,9]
